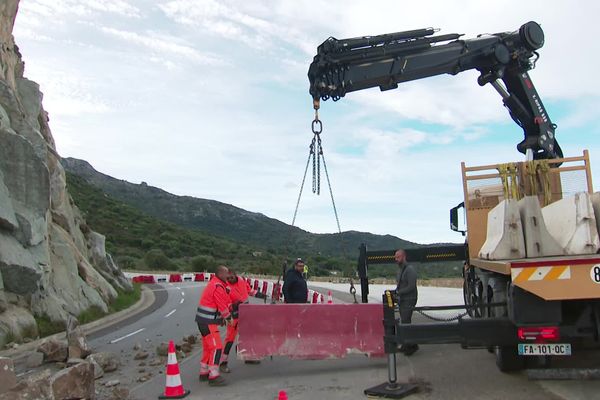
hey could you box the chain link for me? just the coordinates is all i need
[349,278,358,304]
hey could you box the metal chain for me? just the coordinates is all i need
[291,150,312,227]
[416,310,469,322]
[321,150,341,234]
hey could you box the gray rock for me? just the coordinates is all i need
[50,361,95,400]
[66,357,85,366]
[149,357,163,367]
[105,379,120,387]
[133,342,142,351]
[66,316,91,359]
[0,304,37,346]
[156,342,169,357]
[88,352,119,373]
[0,271,6,314]
[90,358,104,380]
[37,338,68,363]
[0,368,53,400]
[0,357,16,394]
[25,351,44,368]
[111,387,130,400]
[0,128,50,243]
[134,351,149,360]
[0,170,17,231]
[0,231,41,295]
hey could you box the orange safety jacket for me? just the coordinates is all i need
[196,275,231,325]
[227,278,257,318]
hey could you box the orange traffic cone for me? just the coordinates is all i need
[278,390,288,400]
[159,340,190,399]
[327,291,333,304]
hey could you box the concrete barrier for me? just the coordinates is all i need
[238,304,385,360]
[479,199,526,260]
[543,192,600,255]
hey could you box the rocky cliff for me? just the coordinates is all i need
[0,0,131,347]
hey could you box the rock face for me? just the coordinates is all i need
[0,0,131,347]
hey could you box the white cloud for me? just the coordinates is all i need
[19,0,141,18]
[99,27,225,66]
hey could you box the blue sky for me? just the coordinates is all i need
[13,0,600,244]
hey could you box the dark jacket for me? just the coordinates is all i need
[396,262,418,302]
[282,268,308,303]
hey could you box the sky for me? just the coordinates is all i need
[12,0,600,244]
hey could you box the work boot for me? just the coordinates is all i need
[208,375,227,386]
[403,345,419,356]
[199,374,209,382]
[219,362,231,373]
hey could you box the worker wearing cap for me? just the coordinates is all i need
[282,258,308,303]
[395,249,419,356]
[196,265,233,386]
[219,269,257,373]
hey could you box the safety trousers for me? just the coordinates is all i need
[197,323,223,379]
[221,319,239,364]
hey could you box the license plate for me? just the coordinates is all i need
[518,343,571,356]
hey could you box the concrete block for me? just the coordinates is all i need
[542,192,599,255]
[479,199,526,260]
[518,196,564,258]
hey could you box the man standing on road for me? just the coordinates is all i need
[196,265,233,386]
[395,249,419,356]
[219,269,256,373]
[282,258,308,303]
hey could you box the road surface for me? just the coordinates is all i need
[86,281,600,400]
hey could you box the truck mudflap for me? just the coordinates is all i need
[237,303,385,360]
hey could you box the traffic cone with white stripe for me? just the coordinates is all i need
[327,291,333,304]
[159,340,190,399]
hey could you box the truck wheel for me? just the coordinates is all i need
[495,345,525,372]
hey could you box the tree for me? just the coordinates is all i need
[190,255,216,272]
[144,249,172,270]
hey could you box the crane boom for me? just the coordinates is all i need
[308,21,562,160]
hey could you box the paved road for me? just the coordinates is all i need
[87,282,600,400]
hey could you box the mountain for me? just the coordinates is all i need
[61,157,419,257]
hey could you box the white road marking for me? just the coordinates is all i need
[109,328,145,344]
[176,286,181,290]
[165,309,177,318]
[181,291,185,296]
[180,298,185,304]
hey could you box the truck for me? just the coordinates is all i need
[307,20,600,378]
[238,24,600,396]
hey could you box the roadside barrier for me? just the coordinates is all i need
[158,340,190,399]
[127,272,330,306]
[312,291,320,304]
[327,291,333,304]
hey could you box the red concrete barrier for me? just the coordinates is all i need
[312,291,319,304]
[253,280,259,291]
[194,273,204,282]
[238,304,384,360]
[169,274,182,283]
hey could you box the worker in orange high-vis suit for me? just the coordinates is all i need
[196,265,232,386]
[219,269,257,373]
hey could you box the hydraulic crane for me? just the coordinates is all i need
[308,21,562,160]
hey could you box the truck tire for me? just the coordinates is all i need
[495,345,525,372]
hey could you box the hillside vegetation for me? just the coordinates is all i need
[65,166,462,279]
